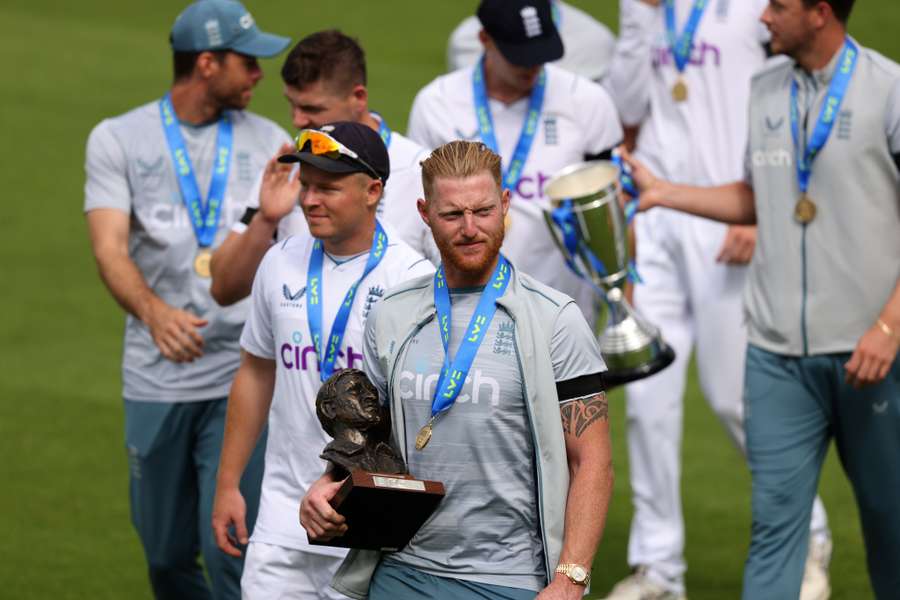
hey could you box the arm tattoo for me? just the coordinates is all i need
[560,392,608,438]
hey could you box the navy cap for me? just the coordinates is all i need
[279,122,391,185]
[477,0,564,67]
[170,0,291,58]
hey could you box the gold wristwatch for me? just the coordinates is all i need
[555,563,591,586]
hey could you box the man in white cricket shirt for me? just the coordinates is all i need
[447,0,617,81]
[211,122,433,599]
[407,0,623,325]
[603,1,831,598]
[211,30,437,307]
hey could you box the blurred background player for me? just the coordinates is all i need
[83,1,290,597]
[408,0,622,324]
[603,1,832,598]
[446,0,617,81]
[622,0,900,596]
[210,30,437,306]
[212,122,433,599]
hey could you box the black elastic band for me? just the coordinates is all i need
[239,207,258,225]
[892,151,900,174]
[556,372,606,402]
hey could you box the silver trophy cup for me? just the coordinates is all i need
[543,161,675,386]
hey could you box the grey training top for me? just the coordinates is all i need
[366,288,605,592]
[84,100,290,401]
[743,41,900,356]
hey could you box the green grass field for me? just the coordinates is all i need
[2,1,897,598]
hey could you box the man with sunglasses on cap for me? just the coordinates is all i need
[210,30,438,308]
[407,0,623,324]
[211,122,434,599]
[84,1,290,598]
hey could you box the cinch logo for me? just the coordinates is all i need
[652,41,722,70]
[398,369,501,407]
[280,342,363,372]
[512,171,554,200]
[751,148,792,168]
[137,203,244,231]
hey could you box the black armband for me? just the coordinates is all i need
[556,372,606,402]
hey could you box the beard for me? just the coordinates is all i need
[434,223,505,281]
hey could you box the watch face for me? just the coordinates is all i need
[571,566,587,581]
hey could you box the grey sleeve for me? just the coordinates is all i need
[886,78,900,171]
[550,302,607,402]
[363,303,390,406]
[84,121,131,213]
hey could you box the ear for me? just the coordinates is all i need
[350,83,368,106]
[195,51,223,79]
[812,1,833,27]
[365,178,383,209]
[478,29,490,49]
[417,198,431,226]
[500,188,510,215]
[319,395,337,420]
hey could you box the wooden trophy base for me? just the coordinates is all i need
[308,469,445,552]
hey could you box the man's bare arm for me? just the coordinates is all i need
[86,208,206,362]
[621,148,757,225]
[210,148,300,306]
[209,218,278,306]
[212,351,276,556]
[538,392,613,599]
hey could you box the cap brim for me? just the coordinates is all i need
[231,31,291,58]
[494,31,564,67]
[278,152,368,175]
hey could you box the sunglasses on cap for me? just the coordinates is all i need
[295,129,381,181]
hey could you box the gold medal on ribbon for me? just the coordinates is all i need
[672,78,688,103]
[194,249,212,278]
[793,194,817,225]
[415,419,434,451]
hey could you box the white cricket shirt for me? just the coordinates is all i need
[240,231,434,554]
[407,64,623,321]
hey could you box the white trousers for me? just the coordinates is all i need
[625,210,830,590]
[241,542,349,600]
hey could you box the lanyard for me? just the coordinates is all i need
[790,38,858,194]
[664,0,709,74]
[159,93,232,248]
[472,58,547,192]
[371,111,392,149]
[306,221,388,382]
[430,256,511,418]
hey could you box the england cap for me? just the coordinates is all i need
[170,0,291,58]
[279,122,391,185]
[477,0,564,67]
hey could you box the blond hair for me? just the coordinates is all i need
[420,141,503,200]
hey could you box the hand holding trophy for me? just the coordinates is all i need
[305,369,444,551]
[543,158,675,386]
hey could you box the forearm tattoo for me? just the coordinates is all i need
[560,392,608,438]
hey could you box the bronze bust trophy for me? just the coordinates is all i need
[310,369,444,551]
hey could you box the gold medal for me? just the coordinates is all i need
[194,249,212,278]
[794,194,817,224]
[415,420,434,451]
[672,78,688,103]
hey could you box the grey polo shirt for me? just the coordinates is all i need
[743,40,900,356]
[84,100,290,401]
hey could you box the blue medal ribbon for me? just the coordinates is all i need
[306,221,388,382]
[664,0,709,75]
[430,256,511,420]
[473,58,546,192]
[371,111,392,149]
[159,93,232,248]
[790,37,858,197]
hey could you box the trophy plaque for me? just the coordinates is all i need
[543,161,675,387]
[308,369,445,552]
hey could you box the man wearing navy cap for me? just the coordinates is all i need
[83,2,290,598]
[211,122,432,599]
[407,0,623,327]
